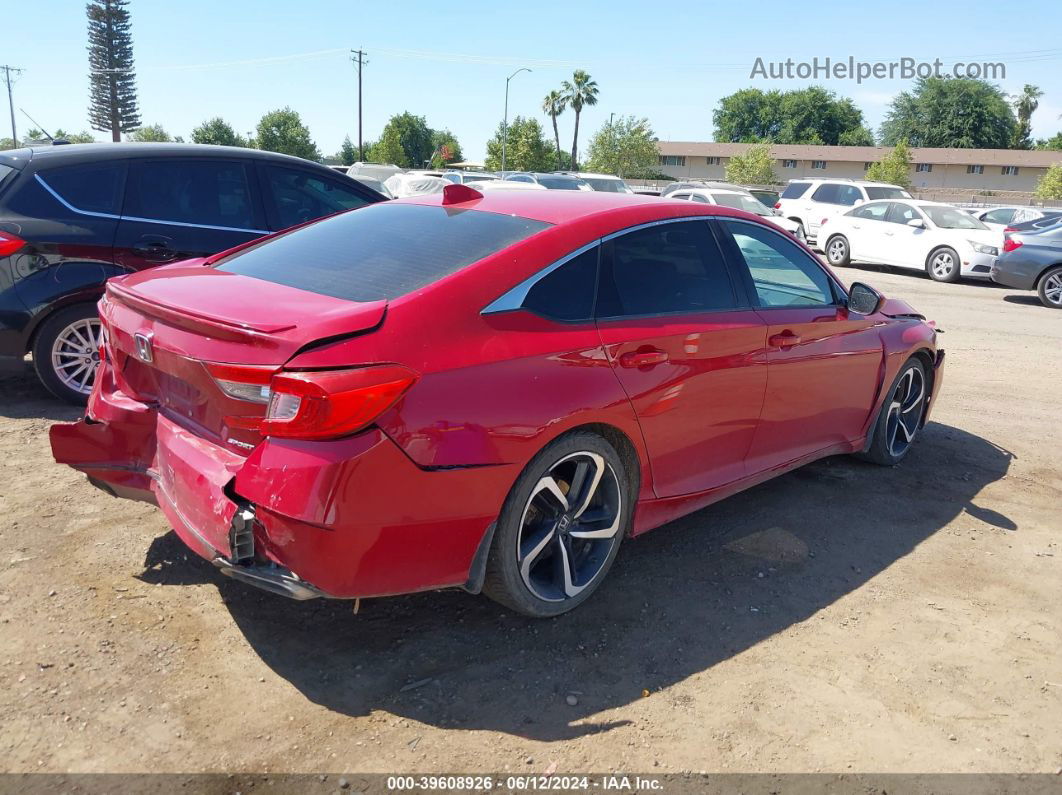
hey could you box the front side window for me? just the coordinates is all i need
[849,202,890,221]
[265,165,371,230]
[40,161,126,215]
[886,203,920,225]
[982,208,1017,225]
[520,246,599,322]
[217,203,550,302]
[125,159,256,229]
[597,221,738,317]
[723,220,834,309]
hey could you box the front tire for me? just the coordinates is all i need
[927,247,961,283]
[1036,265,1062,309]
[825,235,851,267]
[32,304,103,405]
[858,358,928,466]
[483,432,631,617]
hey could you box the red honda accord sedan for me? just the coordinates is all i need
[51,185,943,616]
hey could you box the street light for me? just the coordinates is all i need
[502,67,532,174]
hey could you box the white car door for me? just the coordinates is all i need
[881,202,933,270]
[842,201,891,261]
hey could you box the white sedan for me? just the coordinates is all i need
[669,188,806,242]
[820,199,1000,283]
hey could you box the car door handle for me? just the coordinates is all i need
[852,224,861,229]
[768,331,801,348]
[883,231,895,236]
[132,237,178,262]
[619,350,669,368]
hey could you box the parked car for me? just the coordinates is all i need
[821,199,999,282]
[505,173,593,191]
[554,172,633,193]
[346,162,404,182]
[349,174,394,198]
[442,171,499,185]
[661,180,753,198]
[667,187,805,241]
[383,173,449,198]
[991,222,1062,308]
[0,143,384,402]
[776,178,912,244]
[969,206,1061,233]
[476,179,547,191]
[51,188,942,617]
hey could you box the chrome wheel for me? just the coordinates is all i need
[1042,271,1062,306]
[931,251,957,279]
[516,451,622,603]
[826,237,847,264]
[885,365,926,458]
[50,318,103,396]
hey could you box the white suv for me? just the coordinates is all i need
[776,178,911,244]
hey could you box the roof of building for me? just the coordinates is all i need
[656,141,1062,167]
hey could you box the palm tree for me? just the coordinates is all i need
[1012,84,1043,149]
[541,90,567,170]
[561,70,599,170]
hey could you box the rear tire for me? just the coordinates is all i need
[1036,265,1062,308]
[32,304,102,405]
[926,247,961,283]
[825,235,851,267]
[858,358,928,466]
[483,432,630,617]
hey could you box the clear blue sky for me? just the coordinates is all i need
[7,0,1062,160]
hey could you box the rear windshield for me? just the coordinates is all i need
[780,181,811,199]
[583,177,630,193]
[865,186,911,200]
[216,203,551,302]
[535,176,585,190]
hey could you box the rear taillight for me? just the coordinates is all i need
[207,363,276,404]
[1003,238,1023,253]
[261,365,418,440]
[0,231,27,257]
[820,217,828,226]
[773,202,781,209]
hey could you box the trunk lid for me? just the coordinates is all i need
[101,264,387,450]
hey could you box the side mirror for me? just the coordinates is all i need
[847,282,883,315]
[906,218,925,229]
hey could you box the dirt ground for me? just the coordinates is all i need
[0,262,1059,776]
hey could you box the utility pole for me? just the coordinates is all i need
[1,65,23,147]
[502,67,532,174]
[350,50,368,161]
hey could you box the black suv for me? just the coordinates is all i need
[0,143,383,402]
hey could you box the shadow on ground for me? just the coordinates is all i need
[0,367,83,422]
[1002,294,1047,308]
[138,421,1013,741]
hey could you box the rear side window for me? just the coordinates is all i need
[39,162,126,214]
[780,182,810,199]
[865,186,909,200]
[597,221,738,317]
[217,203,551,302]
[521,246,598,322]
[124,159,257,230]
[264,165,372,230]
[811,184,839,204]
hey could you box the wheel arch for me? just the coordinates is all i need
[24,294,103,354]
[1034,261,1062,286]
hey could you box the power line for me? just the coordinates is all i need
[351,49,368,161]
[1,65,24,146]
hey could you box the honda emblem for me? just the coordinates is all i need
[134,333,153,363]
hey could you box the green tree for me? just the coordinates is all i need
[1011,84,1043,150]
[586,116,658,178]
[724,143,778,185]
[541,90,567,170]
[561,70,599,169]
[430,129,462,168]
[86,0,140,142]
[714,86,873,146]
[54,129,97,143]
[864,139,913,190]
[1034,163,1062,200]
[879,77,1017,149]
[128,123,172,142]
[1036,132,1062,151]
[372,112,434,168]
[367,126,406,165]
[255,108,320,161]
[191,117,247,147]
[485,116,554,172]
[339,135,357,165]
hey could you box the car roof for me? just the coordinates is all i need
[569,172,624,180]
[402,188,755,226]
[14,142,330,170]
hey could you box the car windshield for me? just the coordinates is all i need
[865,186,911,200]
[711,193,772,215]
[216,203,551,302]
[921,205,988,230]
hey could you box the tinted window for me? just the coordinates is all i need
[583,177,629,193]
[781,182,811,199]
[535,176,584,190]
[217,203,550,302]
[711,192,771,215]
[597,221,738,317]
[865,186,910,200]
[125,160,256,229]
[690,194,710,204]
[724,220,834,308]
[850,202,890,221]
[0,164,15,186]
[265,165,371,230]
[40,162,126,214]
[521,246,598,321]
[811,184,839,204]
[982,208,1017,225]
